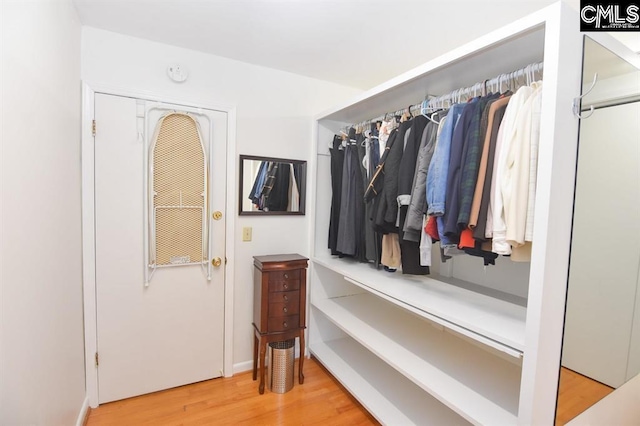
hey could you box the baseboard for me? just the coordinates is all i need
[233,360,253,375]
[75,396,90,426]
[232,353,309,376]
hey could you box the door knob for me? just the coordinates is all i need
[211,257,222,267]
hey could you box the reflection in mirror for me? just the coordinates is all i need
[557,36,640,425]
[239,155,306,215]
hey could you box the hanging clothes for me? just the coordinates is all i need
[287,163,300,212]
[370,122,381,171]
[381,233,401,269]
[328,62,544,271]
[398,203,429,275]
[404,114,443,242]
[354,130,371,262]
[469,94,512,237]
[398,115,428,206]
[442,98,480,242]
[264,162,290,212]
[368,123,383,263]
[328,135,345,255]
[504,81,543,261]
[524,83,544,243]
[490,85,535,255]
[364,124,398,204]
[381,119,411,228]
[419,215,432,267]
[426,103,464,246]
[336,128,366,257]
[457,93,500,230]
[477,100,510,241]
[370,127,401,233]
[249,161,269,208]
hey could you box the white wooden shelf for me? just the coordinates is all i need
[312,255,526,354]
[309,337,470,426]
[310,3,587,423]
[312,293,521,425]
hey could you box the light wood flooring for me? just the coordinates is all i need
[556,367,614,425]
[87,357,378,426]
[87,359,614,425]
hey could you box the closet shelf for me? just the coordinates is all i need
[312,255,526,354]
[312,294,520,425]
[310,338,470,426]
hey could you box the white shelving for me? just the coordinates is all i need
[309,2,586,424]
[309,337,470,426]
[314,255,526,355]
[312,292,521,425]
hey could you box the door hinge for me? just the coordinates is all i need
[92,119,96,137]
[95,352,99,367]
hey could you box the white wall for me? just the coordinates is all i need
[1,0,86,424]
[80,27,361,371]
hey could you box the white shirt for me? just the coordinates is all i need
[503,82,541,249]
[490,85,535,255]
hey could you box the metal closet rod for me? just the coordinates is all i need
[343,61,544,133]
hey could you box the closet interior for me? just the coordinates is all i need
[309,3,584,425]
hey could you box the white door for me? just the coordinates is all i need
[94,93,227,403]
[562,101,640,388]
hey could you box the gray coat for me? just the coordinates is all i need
[403,111,448,242]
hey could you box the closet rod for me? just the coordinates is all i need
[344,61,543,132]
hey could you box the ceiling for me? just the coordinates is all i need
[72,0,640,89]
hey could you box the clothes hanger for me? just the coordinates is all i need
[423,99,441,125]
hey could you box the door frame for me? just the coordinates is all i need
[81,82,237,408]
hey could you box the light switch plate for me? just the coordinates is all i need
[242,227,252,242]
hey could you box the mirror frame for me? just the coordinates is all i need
[238,154,307,216]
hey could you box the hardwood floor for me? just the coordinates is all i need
[555,367,614,425]
[87,357,379,426]
[87,359,614,425]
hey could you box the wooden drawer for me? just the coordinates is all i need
[268,279,300,293]
[268,290,299,304]
[269,269,300,282]
[269,301,300,317]
[268,315,299,332]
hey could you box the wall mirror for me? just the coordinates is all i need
[557,36,640,425]
[239,155,306,215]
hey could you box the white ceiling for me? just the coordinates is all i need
[72,0,640,89]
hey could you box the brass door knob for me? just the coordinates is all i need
[211,257,222,267]
[212,211,223,220]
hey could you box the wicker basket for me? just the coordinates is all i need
[267,340,295,393]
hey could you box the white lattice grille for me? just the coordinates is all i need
[150,113,207,267]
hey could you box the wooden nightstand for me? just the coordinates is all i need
[252,254,308,394]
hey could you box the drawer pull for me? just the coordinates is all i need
[283,322,288,328]
[284,273,289,279]
[283,295,289,301]
[283,284,288,290]
[283,307,288,313]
